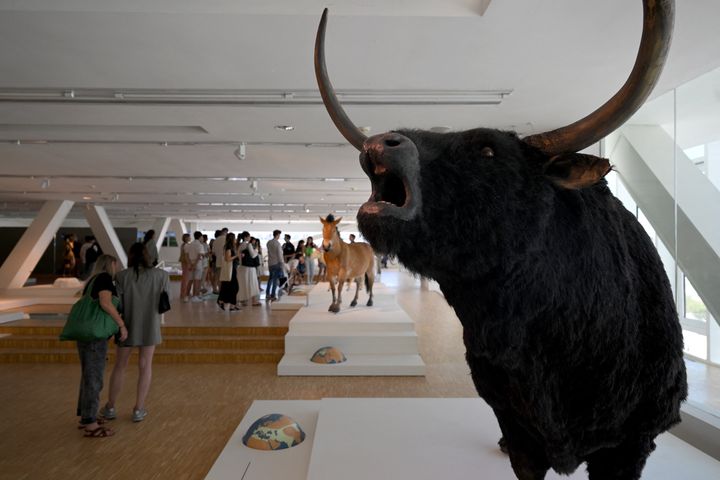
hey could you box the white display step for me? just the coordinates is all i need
[277,354,425,376]
[0,312,28,324]
[206,398,720,480]
[278,281,426,376]
[284,331,418,355]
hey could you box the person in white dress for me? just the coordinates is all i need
[236,231,261,306]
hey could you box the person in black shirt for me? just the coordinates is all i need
[76,254,127,437]
[282,234,295,263]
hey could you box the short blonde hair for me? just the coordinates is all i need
[90,254,118,278]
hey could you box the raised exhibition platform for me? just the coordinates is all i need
[277,281,425,376]
[205,398,720,480]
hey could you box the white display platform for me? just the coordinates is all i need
[204,400,319,480]
[277,281,425,376]
[0,312,28,324]
[207,398,720,480]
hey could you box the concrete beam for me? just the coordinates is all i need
[84,205,128,268]
[151,217,172,251]
[610,127,720,327]
[0,200,74,290]
[168,218,188,238]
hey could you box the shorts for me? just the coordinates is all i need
[190,264,204,280]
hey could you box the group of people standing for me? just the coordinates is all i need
[281,233,326,288]
[214,229,264,310]
[62,234,103,279]
[75,242,169,437]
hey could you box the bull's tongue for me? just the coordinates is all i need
[374,164,387,175]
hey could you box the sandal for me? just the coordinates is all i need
[217,301,226,311]
[77,417,107,429]
[252,302,262,306]
[84,426,115,438]
[229,306,242,311]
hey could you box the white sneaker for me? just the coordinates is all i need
[181,297,189,303]
[190,296,204,303]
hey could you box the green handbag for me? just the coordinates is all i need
[59,276,120,342]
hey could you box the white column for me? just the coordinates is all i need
[168,218,188,239]
[84,205,128,268]
[0,200,74,290]
[151,217,172,251]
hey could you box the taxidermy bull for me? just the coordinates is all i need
[314,1,686,479]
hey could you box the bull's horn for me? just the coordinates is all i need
[523,0,674,155]
[315,8,367,151]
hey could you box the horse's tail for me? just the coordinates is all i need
[364,272,370,291]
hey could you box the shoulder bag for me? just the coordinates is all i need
[241,245,261,268]
[59,276,120,341]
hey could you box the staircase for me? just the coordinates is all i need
[0,323,287,364]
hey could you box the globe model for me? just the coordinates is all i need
[242,414,306,451]
[310,346,347,364]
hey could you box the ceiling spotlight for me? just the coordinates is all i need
[40,178,50,189]
[112,193,120,201]
[250,180,258,191]
[274,125,294,131]
[82,196,92,200]
[234,142,246,160]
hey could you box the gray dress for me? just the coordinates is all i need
[116,266,169,346]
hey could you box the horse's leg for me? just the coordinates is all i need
[328,273,339,313]
[366,269,374,307]
[335,271,345,311]
[350,277,361,307]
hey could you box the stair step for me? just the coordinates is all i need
[0,325,288,337]
[0,335,285,350]
[0,348,283,364]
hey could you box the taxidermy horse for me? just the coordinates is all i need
[314,1,686,479]
[320,214,375,313]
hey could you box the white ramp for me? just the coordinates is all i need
[206,398,720,480]
[277,281,425,376]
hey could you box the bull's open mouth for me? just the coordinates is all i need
[359,150,420,220]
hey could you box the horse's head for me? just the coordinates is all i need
[320,214,342,252]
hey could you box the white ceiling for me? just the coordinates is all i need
[1,0,719,229]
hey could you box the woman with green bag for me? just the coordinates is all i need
[73,254,127,437]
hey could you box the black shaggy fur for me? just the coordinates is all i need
[357,128,687,480]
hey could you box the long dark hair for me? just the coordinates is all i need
[224,232,236,251]
[127,242,151,278]
[143,229,155,244]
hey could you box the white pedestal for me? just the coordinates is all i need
[278,282,425,376]
[204,400,320,480]
[207,398,720,480]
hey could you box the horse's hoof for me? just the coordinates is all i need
[329,304,340,313]
[366,300,373,307]
[350,300,357,307]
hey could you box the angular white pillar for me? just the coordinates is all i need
[84,205,127,268]
[0,200,74,290]
[151,217,171,251]
[168,218,188,239]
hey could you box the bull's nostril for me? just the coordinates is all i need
[385,139,401,147]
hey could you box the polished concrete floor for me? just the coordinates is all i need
[0,270,718,480]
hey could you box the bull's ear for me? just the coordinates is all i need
[319,216,326,224]
[543,153,611,189]
[333,216,343,225]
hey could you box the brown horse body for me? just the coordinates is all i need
[320,215,375,313]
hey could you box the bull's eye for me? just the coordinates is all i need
[480,147,495,158]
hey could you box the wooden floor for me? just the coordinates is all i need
[0,271,718,480]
